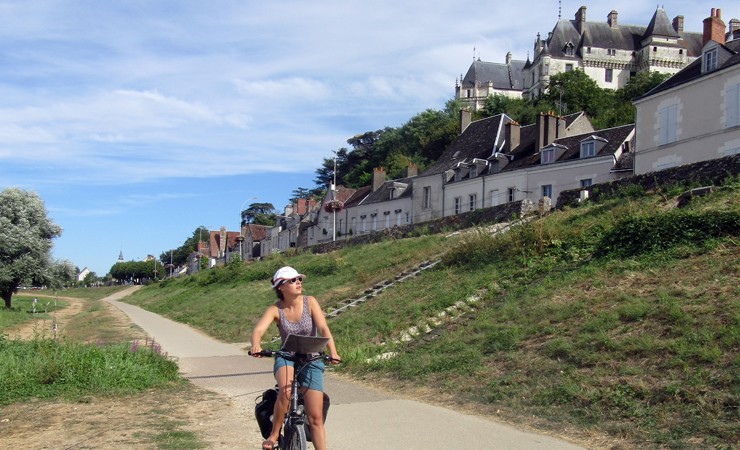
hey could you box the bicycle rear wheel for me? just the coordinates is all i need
[282,422,307,450]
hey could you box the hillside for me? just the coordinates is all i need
[124,176,739,449]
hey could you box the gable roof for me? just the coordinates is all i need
[420,114,510,176]
[245,224,266,241]
[504,123,635,171]
[360,177,414,205]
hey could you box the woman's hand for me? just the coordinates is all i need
[329,353,341,364]
[250,345,262,357]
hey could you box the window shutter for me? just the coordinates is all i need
[727,84,740,128]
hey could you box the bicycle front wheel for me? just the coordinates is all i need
[282,422,307,450]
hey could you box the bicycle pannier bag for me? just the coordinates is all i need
[254,388,278,439]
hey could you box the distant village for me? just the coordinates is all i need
[137,6,740,276]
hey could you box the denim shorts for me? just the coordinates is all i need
[274,355,325,391]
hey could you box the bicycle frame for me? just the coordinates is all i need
[251,349,335,450]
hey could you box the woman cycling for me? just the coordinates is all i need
[250,266,341,450]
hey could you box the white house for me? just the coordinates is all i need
[633,8,740,174]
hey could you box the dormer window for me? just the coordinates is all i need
[563,42,574,56]
[703,48,718,72]
[580,141,596,158]
[541,148,555,164]
[454,168,462,181]
[607,48,616,56]
[469,165,478,178]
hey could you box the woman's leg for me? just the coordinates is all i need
[303,388,326,450]
[265,364,294,447]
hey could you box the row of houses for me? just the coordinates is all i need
[198,7,739,269]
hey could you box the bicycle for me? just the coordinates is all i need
[250,334,338,450]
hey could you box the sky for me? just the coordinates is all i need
[0,1,726,276]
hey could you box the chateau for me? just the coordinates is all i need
[455,5,728,109]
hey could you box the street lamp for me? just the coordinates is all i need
[332,152,337,242]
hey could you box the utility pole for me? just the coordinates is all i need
[332,152,337,242]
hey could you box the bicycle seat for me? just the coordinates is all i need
[281,334,329,354]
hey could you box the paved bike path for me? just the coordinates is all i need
[106,288,586,449]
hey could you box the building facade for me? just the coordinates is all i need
[633,9,740,174]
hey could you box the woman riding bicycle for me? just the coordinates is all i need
[250,266,341,450]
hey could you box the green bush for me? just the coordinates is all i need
[595,210,739,258]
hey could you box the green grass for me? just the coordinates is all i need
[122,177,739,449]
[0,335,181,406]
[0,296,66,330]
[57,285,130,300]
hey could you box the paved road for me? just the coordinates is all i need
[106,287,586,449]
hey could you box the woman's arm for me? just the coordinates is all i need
[250,305,278,356]
[308,296,340,361]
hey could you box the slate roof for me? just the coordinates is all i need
[504,124,635,172]
[501,111,591,168]
[640,39,740,98]
[361,177,414,206]
[542,7,703,60]
[343,186,371,208]
[420,114,510,176]
[461,59,527,91]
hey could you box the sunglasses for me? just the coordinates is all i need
[286,277,303,284]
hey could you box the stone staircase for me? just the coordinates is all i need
[321,215,533,358]
[326,259,440,318]
[368,290,485,362]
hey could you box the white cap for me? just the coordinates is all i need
[271,266,305,288]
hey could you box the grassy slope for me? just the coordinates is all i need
[124,181,739,449]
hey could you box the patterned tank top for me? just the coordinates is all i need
[277,296,317,344]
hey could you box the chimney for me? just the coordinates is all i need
[535,112,560,151]
[505,120,520,152]
[607,10,618,28]
[219,226,227,253]
[505,51,512,65]
[295,198,307,215]
[406,163,418,178]
[575,6,587,34]
[372,167,386,192]
[703,8,726,46]
[673,15,684,34]
[459,108,471,134]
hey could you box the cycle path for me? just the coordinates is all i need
[106,288,586,449]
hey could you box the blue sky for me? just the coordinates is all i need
[0,1,723,276]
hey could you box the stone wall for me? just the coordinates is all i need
[310,200,525,254]
[556,154,740,209]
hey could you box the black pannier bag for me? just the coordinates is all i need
[255,388,278,439]
[254,387,330,442]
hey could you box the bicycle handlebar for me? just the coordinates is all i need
[248,349,341,364]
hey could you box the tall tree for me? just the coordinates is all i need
[0,188,63,308]
[544,69,609,117]
[160,226,209,268]
[242,202,275,225]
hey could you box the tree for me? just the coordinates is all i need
[0,188,63,309]
[242,202,275,225]
[160,226,209,268]
[544,70,609,117]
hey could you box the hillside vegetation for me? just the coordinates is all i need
[124,177,739,449]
